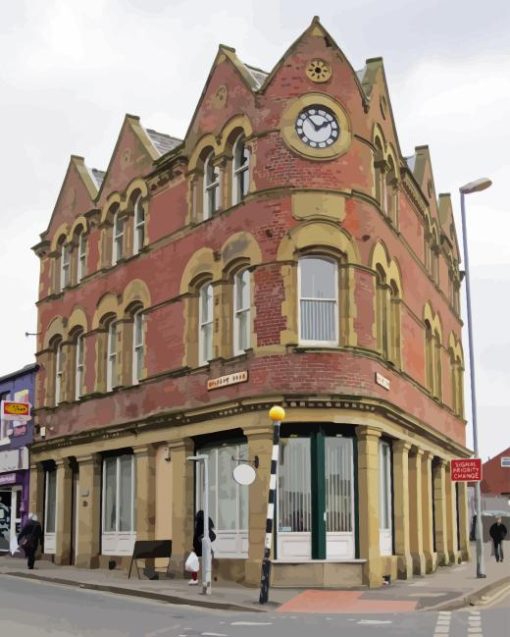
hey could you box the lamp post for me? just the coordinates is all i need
[259,405,285,604]
[459,177,492,578]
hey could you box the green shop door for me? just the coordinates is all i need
[277,432,355,560]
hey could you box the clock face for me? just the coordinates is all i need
[295,105,339,148]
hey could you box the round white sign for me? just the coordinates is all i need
[233,463,256,486]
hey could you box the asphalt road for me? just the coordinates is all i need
[0,574,509,637]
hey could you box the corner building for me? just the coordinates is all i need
[31,18,470,587]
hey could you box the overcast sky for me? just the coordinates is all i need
[1,0,508,461]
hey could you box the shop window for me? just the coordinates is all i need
[132,310,144,385]
[298,257,338,346]
[44,468,57,554]
[379,440,393,555]
[198,283,213,364]
[203,152,220,219]
[133,196,145,254]
[233,269,250,355]
[102,454,136,555]
[232,135,250,205]
[195,441,249,558]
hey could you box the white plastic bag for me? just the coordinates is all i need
[184,551,200,572]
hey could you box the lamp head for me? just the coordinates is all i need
[460,178,492,194]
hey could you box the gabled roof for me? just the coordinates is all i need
[242,63,269,90]
[146,129,183,156]
[90,168,106,189]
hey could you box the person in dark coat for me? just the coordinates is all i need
[489,517,507,562]
[18,513,43,570]
[189,510,216,585]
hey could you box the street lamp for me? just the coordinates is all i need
[459,176,492,579]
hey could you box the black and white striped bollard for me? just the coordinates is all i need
[259,405,285,604]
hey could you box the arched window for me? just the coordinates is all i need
[198,283,213,364]
[232,135,250,205]
[389,281,401,365]
[298,257,338,346]
[54,339,64,405]
[76,230,87,283]
[106,320,117,391]
[60,241,70,291]
[374,138,386,210]
[74,331,85,400]
[434,330,442,400]
[133,196,145,254]
[375,266,389,359]
[424,320,434,392]
[386,157,398,225]
[203,152,220,219]
[112,211,125,265]
[132,309,144,385]
[233,269,250,355]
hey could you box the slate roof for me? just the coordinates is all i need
[91,168,106,189]
[405,155,417,172]
[243,63,269,89]
[146,129,183,156]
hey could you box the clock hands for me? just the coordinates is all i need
[307,116,331,132]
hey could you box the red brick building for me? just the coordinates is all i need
[30,18,470,588]
[481,447,510,495]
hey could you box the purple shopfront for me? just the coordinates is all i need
[0,364,37,553]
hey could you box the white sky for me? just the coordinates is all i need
[1,0,508,461]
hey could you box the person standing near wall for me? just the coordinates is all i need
[17,513,43,569]
[489,517,507,563]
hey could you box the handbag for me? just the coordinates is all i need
[184,551,200,572]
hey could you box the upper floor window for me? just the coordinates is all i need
[132,310,144,385]
[77,231,87,283]
[199,283,213,364]
[133,196,145,254]
[74,332,84,401]
[112,212,125,265]
[233,269,250,355]
[298,257,338,346]
[204,152,220,220]
[424,320,434,392]
[60,243,70,290]
[232,136,250,205]
[386,157,399,226]
[106,321,117,391]
[54,339,64,405]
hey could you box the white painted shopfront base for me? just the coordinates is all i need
[277,532,355,560]
[213,530,248,558]
[101,532,136,556]
[44,532,56,555]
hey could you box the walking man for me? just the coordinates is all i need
[18,513,43,569]
[489,516,507,563]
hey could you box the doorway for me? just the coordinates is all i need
[277,428,355,561]
[0,487,22,553]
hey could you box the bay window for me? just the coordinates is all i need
[298,257,338,346]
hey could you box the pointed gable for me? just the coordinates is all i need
[42,155,98,242]
[410,146,441,219]
[260,16,368,113]
[184,45,259,153]
[97,115,182,206]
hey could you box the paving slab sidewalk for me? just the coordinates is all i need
[1,542,508,615]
